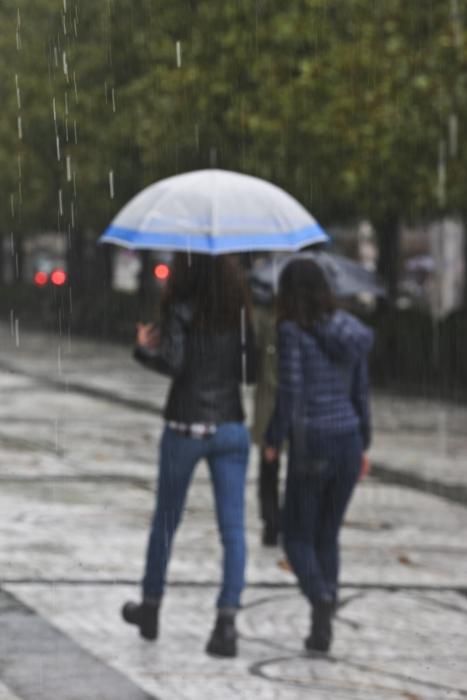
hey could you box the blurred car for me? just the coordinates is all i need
[151,251,172,289]
[112,249,173,293]
[31,251,68,288]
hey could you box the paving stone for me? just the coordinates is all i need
[0,681,23,700]
[0,590,156,700]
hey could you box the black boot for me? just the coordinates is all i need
[121,599,159,641]
[305,599,334,653]
[262,523,279,547]
[206,611,237,658]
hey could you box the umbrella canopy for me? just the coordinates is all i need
[249,251,386,304]
[99,169,328,254]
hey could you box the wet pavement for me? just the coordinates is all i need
[1,322,467,699]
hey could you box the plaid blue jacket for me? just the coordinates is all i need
[265,311,373,450]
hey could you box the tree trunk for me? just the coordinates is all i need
[376,214,400,304]
[14,233,24,284]
[66,228,85,299]
[0,234,4,285]
[375,214,401,386]
[88,237,113,291]
[463,217,467,309]
[137,251,153,306]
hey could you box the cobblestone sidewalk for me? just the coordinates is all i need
[1,321,466,495]
[1,322,467,699]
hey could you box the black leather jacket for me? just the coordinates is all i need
[134,303,256,424]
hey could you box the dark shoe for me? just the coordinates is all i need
[261,524,279,547]
[121,600,159,641]
[206,613,237,658]
[305,600,334,653]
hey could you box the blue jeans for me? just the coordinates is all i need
[283,431,362,605]
[143,423,250,608]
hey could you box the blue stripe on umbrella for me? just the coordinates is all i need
[100,224,329,254]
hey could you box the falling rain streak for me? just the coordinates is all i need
[16,8,21,50]
[437,140,447,207]
[55,418,60,452]
[17,129,21,198]
[15,74,21,108]
[448,114,458,158]
[176,40,182,67]
[109,170,115,199]
[240,306,247,384]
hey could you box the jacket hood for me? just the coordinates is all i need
[312,310,374,364]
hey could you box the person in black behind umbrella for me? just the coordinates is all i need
[122,253,256,658]
[251,294,283,546]
[263,258,373,653]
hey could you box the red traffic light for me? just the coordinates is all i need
[50,269,67,286]
[34,271,48,286]
[154,263,170,281]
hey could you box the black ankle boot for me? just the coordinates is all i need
[121,600,159,641]
[305,599,334,653]
[206,612,237,658]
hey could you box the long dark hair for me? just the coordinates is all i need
[161,253,252,331]
[277,258,336,330]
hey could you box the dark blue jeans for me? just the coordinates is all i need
[143,423,249,608]
[283,431,362,605]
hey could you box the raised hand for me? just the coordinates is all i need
[136,322,160,350]
[263,445,279,463]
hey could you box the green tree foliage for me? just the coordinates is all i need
[1,0,466,284]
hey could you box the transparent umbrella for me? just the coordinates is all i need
[99,169,328,254]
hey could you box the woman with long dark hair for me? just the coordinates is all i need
[122,253,256,658]
[264,258,373,653]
